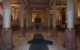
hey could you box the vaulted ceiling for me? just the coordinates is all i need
[27,0,50,9]
[0,0,79,10]
[9,0,50,10]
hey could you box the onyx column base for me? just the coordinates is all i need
[1,28,14,50]
[50,27,57,37]
[19,27,25,37]
[63,28,77,49]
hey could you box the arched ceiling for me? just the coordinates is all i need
[9,0,66,10]
[27,0,50,10]
[0,0,79,10]
[1,0,80,16]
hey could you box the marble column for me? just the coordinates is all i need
[47,8,50,28]
[23,12,27,32]
[1,0,14,50]
[25,10,29,29]
[51,0,57,37]
[44,9,48,27]
[19,0,25,36]
[43,11,46,27]
[53,0,56,28]
[63,0,77,49]
[42,11,45,27]
[15,10,18,21]
[11,8,15,21]
[28,9,32,29]
[16,10,20,24]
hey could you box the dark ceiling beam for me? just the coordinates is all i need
[27,0,49,4]
[29,4,47,7]
[50,4,66,10]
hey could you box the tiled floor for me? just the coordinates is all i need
[11,30,80,50]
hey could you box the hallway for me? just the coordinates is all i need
[4,29,79,50]
[0,0,80,50]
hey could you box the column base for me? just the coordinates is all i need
[50,27,57,37]
[63,28,77,49]
[19,27,25,37]
[1,28,14,50]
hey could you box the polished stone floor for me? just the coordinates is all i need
[10,29,80,50]
[0,29,80,50]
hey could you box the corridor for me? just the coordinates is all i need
[0,27,80,50]
[9,29,80,50]
[0,0,80,50]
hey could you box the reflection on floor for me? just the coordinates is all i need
[28,33,52,50]
[0,29,80,50]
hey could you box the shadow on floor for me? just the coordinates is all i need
[28,33,53,50]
